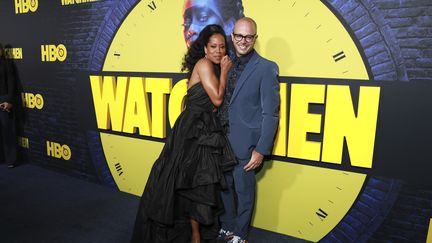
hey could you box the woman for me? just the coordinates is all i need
[131,25,235,243]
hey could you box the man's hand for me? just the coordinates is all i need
[244,149,264,171]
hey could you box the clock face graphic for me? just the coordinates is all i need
[90,0,387,242]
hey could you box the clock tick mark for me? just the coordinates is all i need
[316,24,321,29]
[336,186,342,190]
[326,38,333,43]
[328,200,334,204]
[309,221,314,226]
[342,70,349,74]
[304,12,309,17]
[292,1,296,7]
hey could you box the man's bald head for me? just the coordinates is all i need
[234,17,257,35]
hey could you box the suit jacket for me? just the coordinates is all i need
[227,51,280,159]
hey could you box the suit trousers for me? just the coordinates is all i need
[0,110,17,165]
[220,158,256,240]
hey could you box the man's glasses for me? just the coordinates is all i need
[233,33,257,42]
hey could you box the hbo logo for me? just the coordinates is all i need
[41,44,67,62]
[22,93,44,109]
[15,0,38,14]
[46,141,72,160]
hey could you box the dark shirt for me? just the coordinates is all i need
[219,50,255,132]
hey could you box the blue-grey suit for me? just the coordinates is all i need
[220,50,280,240]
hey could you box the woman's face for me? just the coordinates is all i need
[204,33,226,64]
[183,0,224,48]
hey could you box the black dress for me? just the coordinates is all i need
[131,82,237,243]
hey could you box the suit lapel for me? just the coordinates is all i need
[230,52,260,104]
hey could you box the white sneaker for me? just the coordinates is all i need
[226,235,247,243]
[217,228,234,239]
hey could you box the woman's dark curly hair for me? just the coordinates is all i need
[181,24,229,78]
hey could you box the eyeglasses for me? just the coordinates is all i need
[233,33,257,42]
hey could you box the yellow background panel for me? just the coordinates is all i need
[253,160,366,242]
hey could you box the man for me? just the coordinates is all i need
[218,18,280,243]
[182,0,244,48]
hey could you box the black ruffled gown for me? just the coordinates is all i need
[131,82,237,243]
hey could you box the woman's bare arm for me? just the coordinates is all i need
[193,57,231,107]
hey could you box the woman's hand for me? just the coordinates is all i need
[220,55,232,74]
